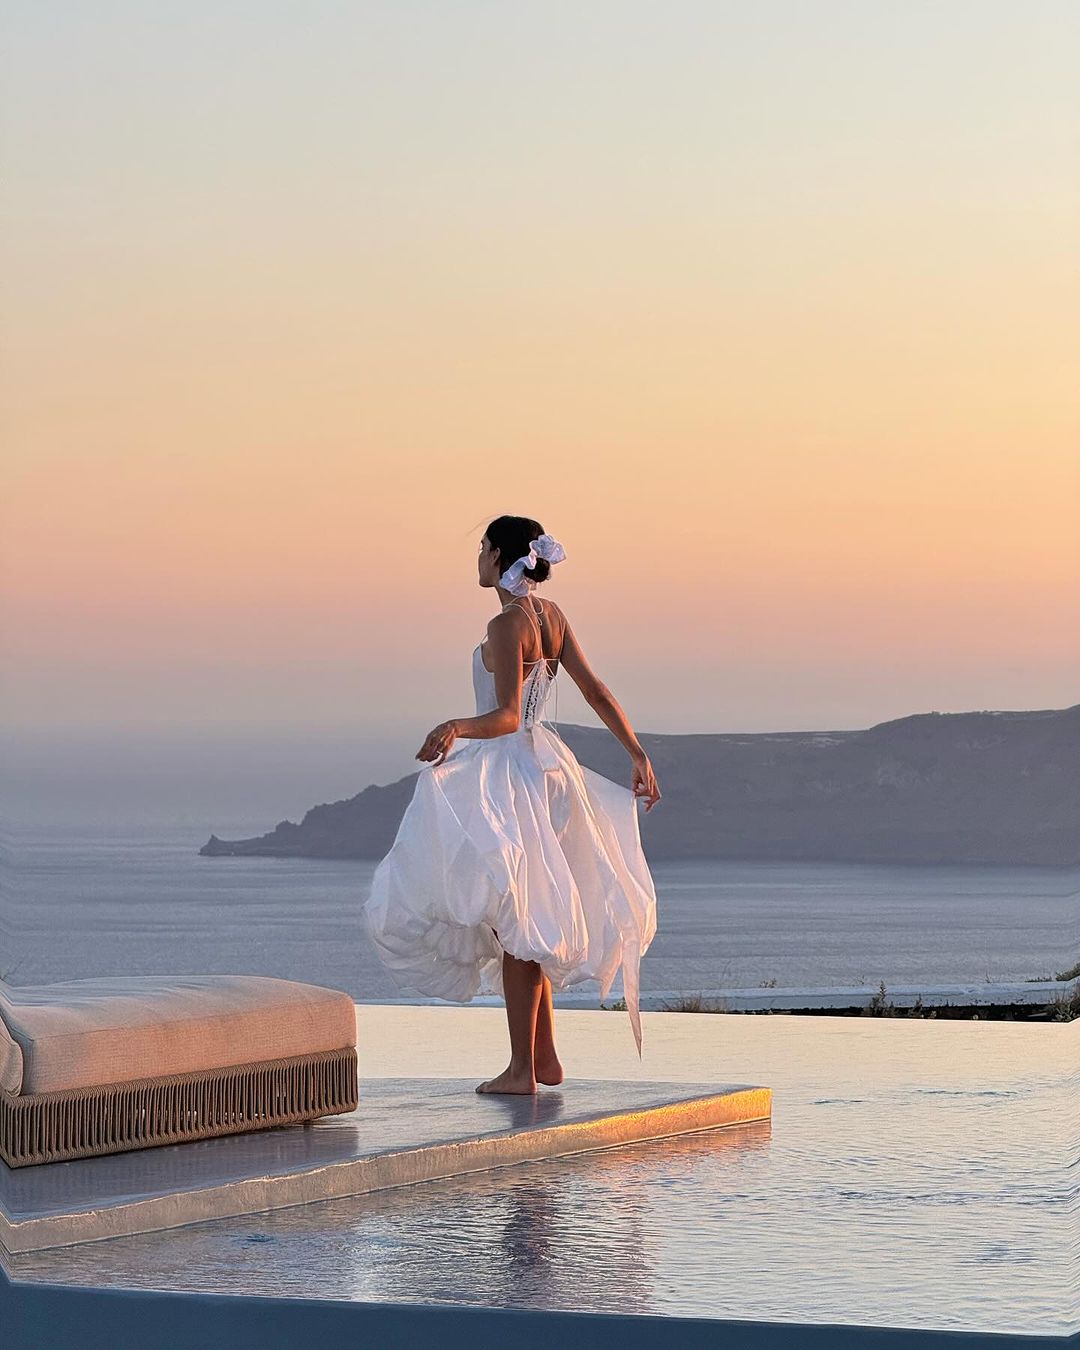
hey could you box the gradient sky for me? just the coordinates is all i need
[3,2,1078,805]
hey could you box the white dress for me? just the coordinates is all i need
[361,597,658,1054]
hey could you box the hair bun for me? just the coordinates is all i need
[486,515,565,595]
[524,556,551,582]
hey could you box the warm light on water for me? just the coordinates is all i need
[6,1010,1073,1335]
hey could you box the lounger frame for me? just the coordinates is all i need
[0,1045,358,1168]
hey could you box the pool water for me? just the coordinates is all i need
[5,1010,1074,1337]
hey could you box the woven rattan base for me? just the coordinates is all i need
[0,1046,358,1168]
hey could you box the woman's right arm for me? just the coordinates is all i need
[557,611,661,811]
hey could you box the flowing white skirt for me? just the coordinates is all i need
[361,723,657,1054]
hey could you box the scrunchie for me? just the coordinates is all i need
[499,532,567,596]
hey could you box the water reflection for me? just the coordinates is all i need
[7,1120,772,1319]
[6,1026,1067,1336]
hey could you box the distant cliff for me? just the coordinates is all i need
[200,704,1080,866]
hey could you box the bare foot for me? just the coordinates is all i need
[534,1051,564,1086]
[475,1064,537,1094]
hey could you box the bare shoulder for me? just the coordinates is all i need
[486,604,531,644]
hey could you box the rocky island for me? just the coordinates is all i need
[200,704,1079,866]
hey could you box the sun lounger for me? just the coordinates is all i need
[0,975,358,1168]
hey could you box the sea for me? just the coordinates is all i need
[1,819,1074,1000]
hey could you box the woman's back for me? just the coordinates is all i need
[474,596,565,728]
[477,596,564,673]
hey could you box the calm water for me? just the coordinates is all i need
[5,1014,1074,1336]
[0,820,1074,997]
[2,821,1074,1334]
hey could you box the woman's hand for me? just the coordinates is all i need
[416,720,459,766]
[630,751,661,812]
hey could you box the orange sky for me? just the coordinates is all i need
[3,3,1078,756]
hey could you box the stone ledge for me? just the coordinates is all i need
[0,1077,770,1254]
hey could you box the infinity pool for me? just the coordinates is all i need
[4,1009,1075,1337]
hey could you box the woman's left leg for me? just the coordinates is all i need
[533,972,564,1085]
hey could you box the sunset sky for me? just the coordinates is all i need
[3,2,1078,819]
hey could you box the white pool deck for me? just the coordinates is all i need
[0,1078,769,1254]
[0,1003,772,1255]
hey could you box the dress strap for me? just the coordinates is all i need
[503,596,544,648]
[503,596,542,627]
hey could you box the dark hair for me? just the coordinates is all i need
[484,515,551,585]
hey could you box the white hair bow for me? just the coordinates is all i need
[500,533,567,595]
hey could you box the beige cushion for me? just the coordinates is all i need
[0,974,357,1096]
[0,991,23,1094]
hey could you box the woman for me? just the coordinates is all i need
[362,515,661,1095]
